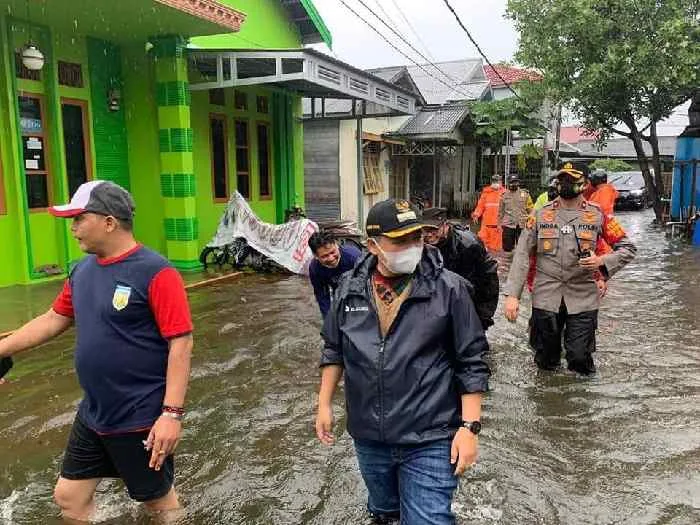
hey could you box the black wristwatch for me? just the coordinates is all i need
[461,420,482,435]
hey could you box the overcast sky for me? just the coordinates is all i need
[309,0,519,69]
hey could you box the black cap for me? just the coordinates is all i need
[365,198,423,238]
[50,180,135,221]
[422,207,448,227]
[556,162,585,182]
[508,175,520,184]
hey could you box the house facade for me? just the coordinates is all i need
[0,0,415,288]
[304,59,492,225]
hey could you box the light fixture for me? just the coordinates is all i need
[108,88,121,112]
[21,43,44,71]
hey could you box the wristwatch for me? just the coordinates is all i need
[461,420,482,435]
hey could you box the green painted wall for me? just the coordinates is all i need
[191,0,302,49]
[0,16,27,286]
[120,43,165,255]
[191,86,276,249]
[86,38,130,190]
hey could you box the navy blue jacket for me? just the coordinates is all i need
[309,244,361,317]
[320,246,490,445]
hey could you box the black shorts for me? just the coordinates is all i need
[61,416,174,502]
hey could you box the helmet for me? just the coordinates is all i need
[507,174,521,185]
[590,169,607,185]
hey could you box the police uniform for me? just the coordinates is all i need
[504,198,636,374]
[499,188,533,252]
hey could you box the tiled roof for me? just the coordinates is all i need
[484,64,542,88]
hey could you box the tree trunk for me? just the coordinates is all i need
[622,116,664,222]
[648,122,666,220]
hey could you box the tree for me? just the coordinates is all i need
[507,0,700,221]
[589,159,634,172]
[470,81,546,179]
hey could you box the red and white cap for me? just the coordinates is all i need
[49,180,135,220]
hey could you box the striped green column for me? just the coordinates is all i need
[153,36,200,270]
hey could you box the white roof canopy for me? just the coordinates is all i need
[188,48,417,115]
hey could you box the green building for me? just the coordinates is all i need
[0,0,330,287]
[0,0,417,288]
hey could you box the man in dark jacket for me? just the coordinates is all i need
[315,199,490,525]
[308,232,362,318]
[422,208,499,330]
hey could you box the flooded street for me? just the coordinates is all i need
[2,208,700,524]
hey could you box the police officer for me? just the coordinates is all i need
[422,208,500,331]
[499,175,533,252]
[503,164,636,374]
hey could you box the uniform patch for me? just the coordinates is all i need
[396,211,417,223]
[605,216,626,243]
[578,230,594,240]
[543,240,553,251]
[583,211,597,223]
[542,210,556,222]
[112,285,131,311]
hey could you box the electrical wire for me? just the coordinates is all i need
[355,0,470,97]
[440,0,521,99]
[339,0,473,100]
[387,0,436,62]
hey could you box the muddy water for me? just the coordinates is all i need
[1,209,700,524]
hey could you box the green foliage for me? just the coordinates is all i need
[506,0,699,129]
[470,80,547,151]
[589,158,634,172]
[521,142,543,160]
[507,0,700,218]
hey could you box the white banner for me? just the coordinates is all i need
[207,192,318,275]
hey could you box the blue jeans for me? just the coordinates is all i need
[354,438,458,525]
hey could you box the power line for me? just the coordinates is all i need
[440,0,520,99]
[348,0,472,99]
[338,0,473,101]
[387,0,436,62]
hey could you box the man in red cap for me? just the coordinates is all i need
[0,180,193,521]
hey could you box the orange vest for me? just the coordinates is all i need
[473,185,505,226]
[589,183,619,216]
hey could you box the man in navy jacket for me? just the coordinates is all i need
[308,232,361,318]
[315,199,489,525]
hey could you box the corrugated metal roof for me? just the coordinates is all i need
[405,59,490,104]
[395,105,470,136]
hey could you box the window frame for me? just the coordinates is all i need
[209,113,229,203]
[234,119,251,199]
[19,92,52,212]
[60,97,93,198]
[256,120,272,200]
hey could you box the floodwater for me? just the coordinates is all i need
[1,209,700,524]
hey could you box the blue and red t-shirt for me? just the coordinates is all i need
[53,244,193,434]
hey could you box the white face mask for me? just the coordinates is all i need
[491,183,500,189]
[373,241,423,275]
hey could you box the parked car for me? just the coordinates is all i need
[609,171,651,210]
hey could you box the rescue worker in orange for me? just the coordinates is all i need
[471,175,505,252]
[588,170,619,216]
